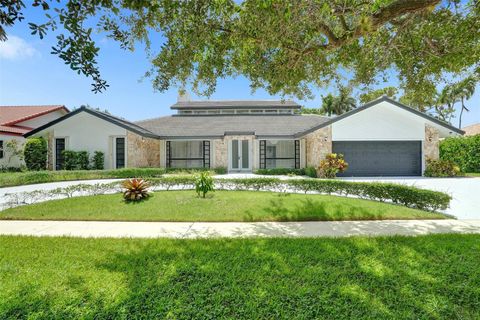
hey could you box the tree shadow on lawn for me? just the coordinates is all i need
[243,196,382,221]
[4,236,477,319]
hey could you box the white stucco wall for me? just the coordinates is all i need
[16,109,67,128]
[332,101,428,141]
[41,111,127,170]
[331,101,457,140]
[0,135,24,168]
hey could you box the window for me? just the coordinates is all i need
[166,141,210,168]
[0,140,3,159]
[260,140,300,169]
[115,137,125,169]
[55,138,66,170]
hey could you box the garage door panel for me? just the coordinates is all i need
[333,141,421,177]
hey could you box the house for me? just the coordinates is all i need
[24,96,463,176]
[462,123,480,136]
[0,105,69,168]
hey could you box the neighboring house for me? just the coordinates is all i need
[462,123,480,136]
[25,96,463,176]
[0,105,69,168]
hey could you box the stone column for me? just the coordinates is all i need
[304,125,332,167]
[424,124,440,160]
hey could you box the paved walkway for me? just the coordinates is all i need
[1,220,479,238]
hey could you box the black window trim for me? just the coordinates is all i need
[166,140,211,168]
[260,139,300,169]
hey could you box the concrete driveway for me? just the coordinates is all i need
[340,177,480,220]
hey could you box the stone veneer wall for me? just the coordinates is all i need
[424,124,440,160]
[213,139,228,168]
[126,131,160,167]
[213,135,256,169]
[304,125,332,167]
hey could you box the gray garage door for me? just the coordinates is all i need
[332,141,422,177]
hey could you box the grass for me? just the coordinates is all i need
[0,190,447,221]
[0,235,479,319]
[0,168,224,187]
[465,172,480,177]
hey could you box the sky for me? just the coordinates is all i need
[0,4,478,127]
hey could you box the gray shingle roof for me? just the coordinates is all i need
[171,100,301,109]
[136,115,329,139]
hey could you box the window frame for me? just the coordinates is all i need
[166,140,211,169]
[260,139,300,169]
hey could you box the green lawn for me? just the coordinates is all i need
[0,190,447,221]
[1,235,479,319]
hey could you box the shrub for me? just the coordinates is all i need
[318,153,348,178]
[24,138,47,171]
[304,166,317,178]
[195,172,214,198]
[440,135,480,172]
[92,151,105,170]
[77,151,90,170]
[122,178,150,202]
[62,150,79,170]
[424,159,462,177]
[255,168,305,176]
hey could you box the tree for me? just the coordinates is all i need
[1,1,479,101]
[320,87,356,116]
[452,76,476,128]
[319,94,335,116]
[359,87,398,104]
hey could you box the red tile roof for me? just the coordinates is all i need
[462,123,480,136]
[0,105,68,135]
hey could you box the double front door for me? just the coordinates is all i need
[229,139,251,171]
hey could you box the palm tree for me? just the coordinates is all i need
[435,85,458,123]
[320,87,356,116]
[320,93,335,116]
[332,86,356,115]
[452,76,476,128]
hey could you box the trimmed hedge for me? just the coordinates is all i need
[0,167,227,187]
[255,168,305,176]
[145,177,451,212]
[440,135,480,172]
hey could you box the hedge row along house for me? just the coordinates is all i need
[0,105,69,168]
[4,96,463,176]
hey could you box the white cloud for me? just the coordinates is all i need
[0,35,39,60]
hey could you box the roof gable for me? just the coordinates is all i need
[24,107,158,138]
[297,96,464,137]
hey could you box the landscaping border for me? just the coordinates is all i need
[2,177,451,212]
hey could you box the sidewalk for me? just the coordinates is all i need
[1,219,479,238]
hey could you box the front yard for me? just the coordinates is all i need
[0,190,447,221]
[1,235,479,319]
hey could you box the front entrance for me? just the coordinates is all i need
[229,139,251,172]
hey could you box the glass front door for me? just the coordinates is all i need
[230,139,250,171]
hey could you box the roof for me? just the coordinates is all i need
[299,96,465,136]
[135,114,330,139]
[171,100,301,110]
[24,107,158,138]
[0,105,68,135]
[462,123,480,136]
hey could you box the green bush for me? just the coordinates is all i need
[92,151,105,170]
[23,138,47,171]
[62,150,79,170]
[304,166,317,178]
[255,168,305,176]
[77,151,90,170]
[195,172,214,198]
[440,135,480,172]
[424,159,462,177]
